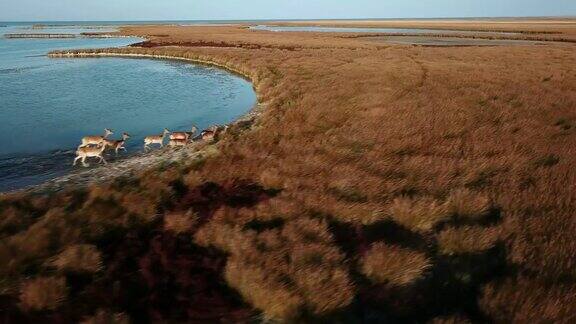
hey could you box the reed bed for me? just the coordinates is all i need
[2,22,576,322]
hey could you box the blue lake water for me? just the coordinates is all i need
[0,24,257,192]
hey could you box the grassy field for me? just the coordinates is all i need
[2,20,576,322]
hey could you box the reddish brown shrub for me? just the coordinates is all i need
[291,266,355,315]
[80,309,130,324]
[163,210,198,234]
[202,215,353,319]
[479,279,576,322]
[428,314,471,324]
[19,276,67,311]
[225,258,303,321]
[50,244,103,273]
[446,189,491,221]
[388,196,450,233]
[361,243,431,286]
[437,226,500,255]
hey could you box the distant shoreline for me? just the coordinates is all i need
[4,33,132,39]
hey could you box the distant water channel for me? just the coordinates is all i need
[0,24,257,191]
[249,25,520,36]
[249,25,550,46]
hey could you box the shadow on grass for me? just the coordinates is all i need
[0,179,276,323]
[326,214,509,323]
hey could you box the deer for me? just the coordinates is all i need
[168,138,188,148]
[201,129,216,141]
[201,125,229,141]
[73,143,107,167]
[170,125,198,142]
[79,128,113,148]
[144,128,170,151]
[103,132,131,155]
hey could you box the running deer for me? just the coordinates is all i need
[79,128,113,148]
[201,125,229,141]
[103,133,131,154]
[170,125,198,142]
[73,144,107,167]
[144,128,170,151]
[168,138,188,148]
[201,129,215,141]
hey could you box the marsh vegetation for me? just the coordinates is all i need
[1,20,576,322]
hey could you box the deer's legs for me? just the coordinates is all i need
[99,156,108,165]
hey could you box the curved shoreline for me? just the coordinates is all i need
[9,51,263,194]
[48,51,257,90]
[19,102,263,194]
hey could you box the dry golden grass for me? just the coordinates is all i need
[19,276,67,311]
[0,241,17,294]
[80,309,130,324]
[2,20,576,321]
[8,208,75,263]
[361,243,431,286]
[479,279,576,323]
[271,18,576,42]
[198,214,354,320]
[50,244,103,273]
[437,226,500,255]
[163,210,198,234]
[446,189,491,221]
[388,196,450,233]
[225,258,303,321]
[428,314,471,324]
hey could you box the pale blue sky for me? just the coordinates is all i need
[1,0,575,22]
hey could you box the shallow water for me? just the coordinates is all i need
[0,24,257,191]
[250,25,520,36]
[366,36,547,46]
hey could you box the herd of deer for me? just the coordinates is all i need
[73,125,227,167]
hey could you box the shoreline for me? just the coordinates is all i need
[9,18,575,194]
[48,51,255,84]
[21,20,569,194]
[3,33,134,39]
[5,50,264,195]
[16,101,263,194]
